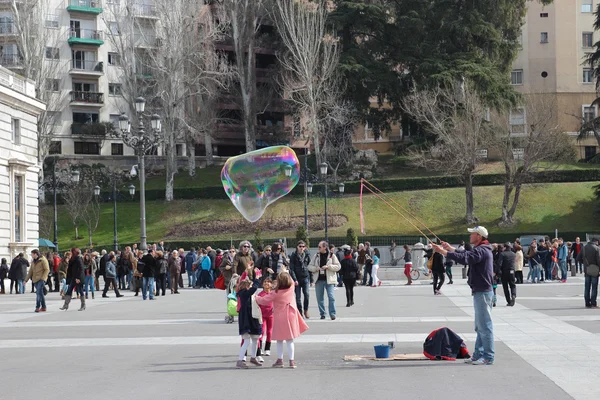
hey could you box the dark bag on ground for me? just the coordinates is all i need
[423,327,470,361]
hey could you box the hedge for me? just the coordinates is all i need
[92,232,589,253]
[46,169,600,204]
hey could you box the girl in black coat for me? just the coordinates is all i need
[340,249,360,307]
[236,277,262,368]
[60,248,86,311]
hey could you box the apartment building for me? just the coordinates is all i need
[510,0,599,160]
[0,66,45,261]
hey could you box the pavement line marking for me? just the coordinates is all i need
[0,333,501,349]
[442,285,600,400]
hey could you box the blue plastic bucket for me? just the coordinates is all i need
[374,344,391,359]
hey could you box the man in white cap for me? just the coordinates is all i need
[431,226,494,365]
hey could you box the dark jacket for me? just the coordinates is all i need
[446,243,493,292]
[99,253,108,276]
[237,280,262,336]
[68,256,85,284]
[576,242,600,276]
[0,262,9,280]
[219,254,235,286]
[340,257,360,280]
[157,257,168,275]
[8,257,20,280]
[495,250,516,275]
[289,250,311,282]
[12,257,28,281]
[141,254,156,278]
[105,261,117,279]
[431,252,445,273]
[423,327,470,361]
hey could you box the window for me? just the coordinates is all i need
[583,105,597,122]
[584,68,594,83]
[512,148,525,161]
[540,13,549,17]
[510,108,526,136]
[111,143,124,155]
[49,141,62,155]
[108,22,119,36]
[108,52,120,66]
[583,32,594,48]
[74,141,100,155]
[45,47,59,60]
[585,146,597,159]
[14,175,23,242]
[540,32,549,43]
[45,14,59,28]
[108,83,122,96]
[511,69,523,85]
[46,111,61,126]
[109,114,121,130]
[46,78,60,92]
[176,144,184,156]
[583,1,593,13]
[72,112,99,124]
[11,118,20,145]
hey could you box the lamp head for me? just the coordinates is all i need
[135,97,146,113]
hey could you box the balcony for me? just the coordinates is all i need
[67,0,103,15]
[68,29,104,46]
[135,64,155,79]
[71,122,109,136]
[134,34,161,48]
[0,55,24,70]
[70,91,104,106]
[69,59,104,77]
[0,22,16,36]
[132,3,158,19]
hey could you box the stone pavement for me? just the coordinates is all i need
[0,277,598,400]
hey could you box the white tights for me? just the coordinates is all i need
[239,337,258,361]
[276,339,295,360]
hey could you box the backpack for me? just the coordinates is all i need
[581,245,600,278]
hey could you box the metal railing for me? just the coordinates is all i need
[70,91,104,104]
[132,3,157,17]
[71,59,104,72]
[133,34,160,47]
[69,29,103,40]
[68,0,102,8]
[0,54,23,68]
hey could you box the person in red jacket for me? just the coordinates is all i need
[53,252,61,292]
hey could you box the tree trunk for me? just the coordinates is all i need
[507,183,523,221]
[187,141,196,177]
[75,225,79,240]
[205,132,213,166]
[501,183,514,225]
[464,173,477,224]
[38,164,46,203]
[243,95,256,152]
[165,134,177,202]
[88,227,93,248]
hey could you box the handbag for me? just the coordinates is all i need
[214,274,226,290]
[427,256,434,270]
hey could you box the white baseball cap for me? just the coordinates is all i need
[467,226,488,238]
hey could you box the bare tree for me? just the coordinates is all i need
[272,0,341,165]
[62,181,87,240]
[402,81,490,224]
[7,0,69,200]
[220,0,265,152]
[80,187,101,248]
[490,94,575,226]
[322,100,357,184]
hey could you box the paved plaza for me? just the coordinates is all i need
[0,276,598,400]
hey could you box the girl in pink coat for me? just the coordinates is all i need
[256,272,308,369]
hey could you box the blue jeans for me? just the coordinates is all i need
[34,280,46,309]
[84,276,95,296]
[584,275,598,307]
[315,280,336,318]
[17,279,24,294]
[559,260,567,281]
[200,269,213,288]
[142,277,155,299]
[295,277,310,313]
[530,263,540,283]
[188,270,196,287]
[576,260,584,274]
[473,291,494,363]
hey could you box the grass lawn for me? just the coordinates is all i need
[49,182,599,249]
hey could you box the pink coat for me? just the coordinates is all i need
[255,286,308,341]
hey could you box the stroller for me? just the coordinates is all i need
[225,274,240,324]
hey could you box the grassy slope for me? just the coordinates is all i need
[51,182,598,248]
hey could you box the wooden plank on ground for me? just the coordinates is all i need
[344,354,429,361]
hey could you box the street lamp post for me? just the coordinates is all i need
[303,148,309,233]
[52,157,79,254]
[320,163,329,242]
[114,97,162,251]
[93,181,136,252]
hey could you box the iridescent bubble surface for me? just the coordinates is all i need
[221,146,300,223]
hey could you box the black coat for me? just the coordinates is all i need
[495,250,516,275]
[0,262,9,280]
[141,254,156,278]
[431,252,445,273]
[289,250,311,281]
[68,256,85,284]
[340,257,360,280]
[11,257,28,281]
[423,327,471,361]
[237,281,262,336]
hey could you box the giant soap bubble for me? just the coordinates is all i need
[221,146,300,223]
